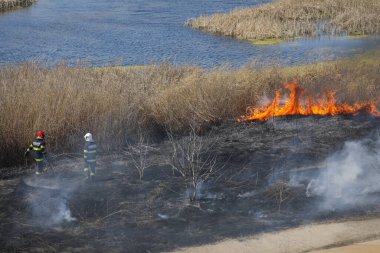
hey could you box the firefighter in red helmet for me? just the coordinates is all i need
[24,130,47,175]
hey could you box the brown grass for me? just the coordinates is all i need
[186,0,380,40]
[1,52,379,167]
[0,0,35,12]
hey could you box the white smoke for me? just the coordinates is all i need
[306,136,380,210]
[23,176,78,227]
[51,197,76,224]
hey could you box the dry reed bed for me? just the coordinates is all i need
[0,0,35,12]
[186,0,380,40]
[0,53,379,167]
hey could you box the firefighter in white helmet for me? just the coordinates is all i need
[83,133,97,179]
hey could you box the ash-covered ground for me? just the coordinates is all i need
[1,115,380,253]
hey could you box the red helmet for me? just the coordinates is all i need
[37,130,45,138]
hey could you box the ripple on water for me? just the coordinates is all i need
[0,0,379,67]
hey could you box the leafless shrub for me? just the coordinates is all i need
[265,180,293,211]
[125,128,152,180]
[167,125,219,201]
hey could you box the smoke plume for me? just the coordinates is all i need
[23,176,78,227]
[306,135,380,210]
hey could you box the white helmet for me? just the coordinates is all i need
[84,133,93,142]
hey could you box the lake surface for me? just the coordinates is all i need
[0,0,379,68]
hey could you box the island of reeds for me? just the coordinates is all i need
[186,0,380,43]
[0,0,35,12]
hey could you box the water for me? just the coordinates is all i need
[0,0,379,68]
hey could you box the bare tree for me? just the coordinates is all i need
[266,180,292,211]
[125,128,151,180]
[167,126,219,201]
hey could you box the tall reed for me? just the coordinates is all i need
[186,0,380,40]
[0,0,35,12]
[0,53,379,167]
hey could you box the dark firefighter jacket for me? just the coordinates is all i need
[84,141,97,163]
[26,137,47,161]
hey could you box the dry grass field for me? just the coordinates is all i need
[0,51,379,167]
[186,0,380,41]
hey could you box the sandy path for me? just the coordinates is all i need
[169,218,380,253]
[310,239,380,253]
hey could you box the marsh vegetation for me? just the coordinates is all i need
[0,0,35,12]
[187,0,380,41]
[2,1,380,252]
[1,50,379,168]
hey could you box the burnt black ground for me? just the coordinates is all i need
[1,115,380,253]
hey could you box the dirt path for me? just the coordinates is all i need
[169,217,380,253]
[311,239,380,253]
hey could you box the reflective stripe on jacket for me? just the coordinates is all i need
[26,137,47,161]
[84,141,97,163]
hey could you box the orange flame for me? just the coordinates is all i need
[239,81,380,122]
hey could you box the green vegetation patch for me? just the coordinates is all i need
[248,38,284,45]
[94,65,147,71]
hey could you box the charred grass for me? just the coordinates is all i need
[0,52,379,168]
[2,115,380,252]
[186,0,380,41]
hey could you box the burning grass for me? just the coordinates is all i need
[0,0,35,12]
[0,51,379,167]
[186,0,380,41]
[239,81,380,122]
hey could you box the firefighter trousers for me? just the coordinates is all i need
[35,160,44,175]
[84,161,96,175]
